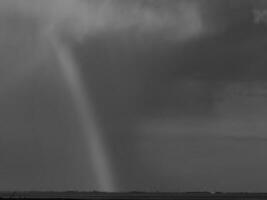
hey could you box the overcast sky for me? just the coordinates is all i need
[1,0,267,192]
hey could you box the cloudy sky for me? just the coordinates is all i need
[1,0,267,192]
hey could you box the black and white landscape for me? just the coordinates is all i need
[0,0,267,193]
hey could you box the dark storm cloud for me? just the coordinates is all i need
[0,0,208,42]
[2,0,267,193]
[73,0,267,192]
[0,0,205,191]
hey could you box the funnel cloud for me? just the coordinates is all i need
[1,0,267,193]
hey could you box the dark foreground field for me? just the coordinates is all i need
[1,192,267,200]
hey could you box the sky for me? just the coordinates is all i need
[1,0,267,192]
